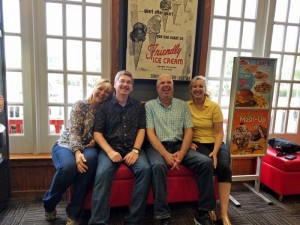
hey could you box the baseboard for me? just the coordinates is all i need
[11,190,47,199]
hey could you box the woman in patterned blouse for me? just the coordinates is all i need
[43,79,113,225]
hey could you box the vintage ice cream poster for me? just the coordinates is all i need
[126,0,198,80]
[230,109,269,157]
[235,58,276,109]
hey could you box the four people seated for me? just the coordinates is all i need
[45,71,232,225]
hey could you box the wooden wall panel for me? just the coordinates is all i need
[231,158,256,175]
[9,157,256,198]
[110,0,120,80]
[10,158,55,198]
[199,0,212,75]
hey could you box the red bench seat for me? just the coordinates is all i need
[69,164,219,209]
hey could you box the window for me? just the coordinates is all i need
[3,0,110,153]
[206,0,300,141]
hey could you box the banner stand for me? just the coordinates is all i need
[227,57,277,207]
[229,157,273,206]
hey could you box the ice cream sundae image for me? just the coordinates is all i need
[254,71,268,80]
[172,0,181,24]
[232,122,252,152]
[129,22,147,70]
[250,125,267,141]
[147,15,162,57]
[254,81,272,93]
[160,0,172,31]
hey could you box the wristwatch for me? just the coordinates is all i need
[132,147,140,154]
[132,149,139,154]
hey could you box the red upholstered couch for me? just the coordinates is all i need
[261,147,300,200]
[71,164,218,209]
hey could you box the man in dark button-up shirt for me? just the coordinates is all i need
[94,95,146,156]
[89,70,151,225]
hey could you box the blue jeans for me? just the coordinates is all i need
[146,142,216,219]
[89,149,151,225]
[43,142,98,219]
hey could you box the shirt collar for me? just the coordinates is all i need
[188,97,212,108]
[112,94,132,106]
[157,97,173,109]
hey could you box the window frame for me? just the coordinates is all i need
[5,0,111,153]
[206,0,300,143]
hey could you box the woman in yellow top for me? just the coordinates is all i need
[187,75,232,225]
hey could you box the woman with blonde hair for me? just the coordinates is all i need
[187,75,232,225]
[43,79,113,225]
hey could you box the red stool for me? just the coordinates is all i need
[261,147,300,200]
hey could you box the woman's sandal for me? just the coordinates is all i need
[208,210,217,221]
[222,217,232,225]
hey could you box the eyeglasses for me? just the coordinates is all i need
[118,79,133,85]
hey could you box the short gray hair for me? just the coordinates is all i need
[156,74,173,87]
[114,70,134,84]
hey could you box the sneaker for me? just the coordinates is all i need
[194,211,214,225]
[45,209,57,221]
[66,217,79,225]
[160,217,171,225]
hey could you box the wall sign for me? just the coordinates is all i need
[126,0,199,81]
[227,57,277,157]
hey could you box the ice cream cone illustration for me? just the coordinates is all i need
[129,22,147,70]
[160,0,172,32]
[132,41,143,69]
[148,33,157,55]
[183,0,188,12]
[147,15,162,57]
[172,0,182,24]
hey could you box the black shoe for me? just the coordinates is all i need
[194,212,214,225]
[160,217,171,225]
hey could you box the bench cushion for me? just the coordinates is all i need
[262,147,300,172]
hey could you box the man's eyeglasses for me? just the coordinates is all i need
[118,79,133,85]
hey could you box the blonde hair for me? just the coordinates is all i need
[87,79,113,101]
[190,75,211,98]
